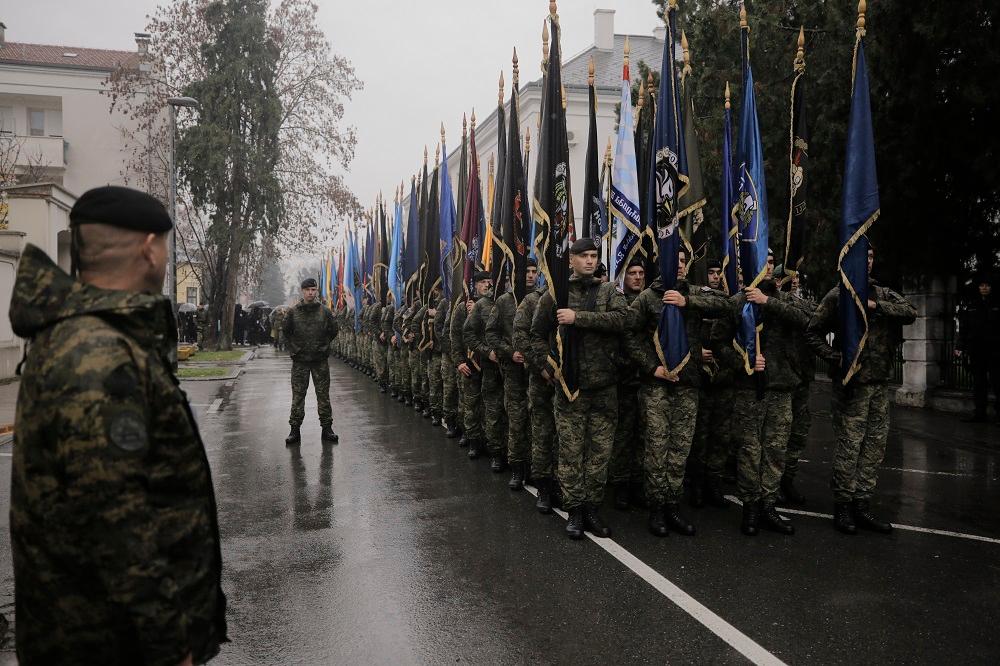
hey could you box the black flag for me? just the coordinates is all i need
[783,27,809,282]
[499,49,528,303]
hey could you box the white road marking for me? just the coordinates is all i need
[524,484,786,666]
[207,399,223,414]
[796,459,976,478]
[723,496,1000,546]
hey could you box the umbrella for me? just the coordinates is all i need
[178,303,197,313]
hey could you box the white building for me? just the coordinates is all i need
[0,22,149,378]
[445,10,666,235]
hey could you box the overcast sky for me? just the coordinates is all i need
[6,0,664,214]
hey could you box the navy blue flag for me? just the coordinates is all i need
[734,7,770,375]
[650,3,690,377]
[439,128,456,302]
[839,25,879,384]
[403,178,421,304]
[720,83,739,295]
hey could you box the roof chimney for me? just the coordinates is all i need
[134,32,150,56]
[0,22,7,48]
[594,9,614,52]
[653,25,666,42]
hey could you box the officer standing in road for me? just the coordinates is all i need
[282,277,340,446]
[531,238,628,540]
[9,186,227,665]
[955,273,1000,423]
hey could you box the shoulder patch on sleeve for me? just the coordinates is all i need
[106,408,149,453]
[701,286,712,292]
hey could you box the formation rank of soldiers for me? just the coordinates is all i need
[319,1,916,540]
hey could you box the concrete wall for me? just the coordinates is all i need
[0,230,25,379]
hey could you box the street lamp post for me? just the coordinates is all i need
[166,96,199,309]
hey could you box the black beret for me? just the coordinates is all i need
[706,258,723,270]
[594,262,608,277]
[473,271,492,283]
[301,277,318,289]
[526,257,538,268]
[570,237,598,255]
[627,257,645,269]
[70,186,172,233]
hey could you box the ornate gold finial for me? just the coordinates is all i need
[604,137,613,167]
[488,153,495,176]
[725,81,731,110]
[624,36,631,66]
[542,19,550,71]
[512,48,519,88]
[637,78,646,110]
[423,145,428,166]
[498,70,505,107]
[471,108,477,130]
[740,3,748,29]
[588,56,595,86]
[549,1,557,20]
[856,0,867,37]
[435,142,440,163]
[668,0,678,11]
[647,70,655,95]
[462,112,467,137]
[794,26,806,72]
[681,31,692,76]
[561,84,567,110]
[525,127,531,153]
[441,122,446,146]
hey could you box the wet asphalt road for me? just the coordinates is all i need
[1,347,999,664]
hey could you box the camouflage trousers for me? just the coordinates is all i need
[409,349,426,402]
[783,382,812,481]
[374,340,388,384]
[733,388,792,506]
[608,382,642,485]
[501,362,530,464]
[529,373,557,479]
[482,362,506,457]
[399,347,412,398]
[831,382,890,502]
[461,368,484,440]
[691,384,734,482]
[289,359,333,427]
[428,352,443,415]
[639,384,699,506]
[554,384,617,510]
[389,346,401,391]
[442,351,460,422]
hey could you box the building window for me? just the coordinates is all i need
[0,107,13,135]
[186,287,199,305]
[28,109,45,137]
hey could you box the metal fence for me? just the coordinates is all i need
[941,313,974,391]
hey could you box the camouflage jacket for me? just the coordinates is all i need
[531,276,628,391]
[381,302,396,345]
[368,303,384,341]
[393,304,409,346]
[618,290,644,387]
[787,291,818,385]
[9,244,226,665]
[464,293,496,367]
[806,282,917,385]
[433,297,452,355]
[449,297,471,368]
[697,286,733,388]
[625,278,731,388]
[513,288,547,376]
[485,291,519,365]
[282,299,339,363]
[714,282,813,391]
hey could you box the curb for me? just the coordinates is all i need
[179,367,243,383]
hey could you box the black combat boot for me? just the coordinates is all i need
[759,504,794,535]
[853,499,893,533]
[508,462,525,490]
[285,426,301,446]
[648,506,669,537]
[445,418,462,439]
[833,502,857,535]
[629,480,648,508]
[566,507,585,540]
[612,483,631,511]
[320,425,339,444]
[430,413,440,427]
[583,504,612,538]
[413,400,423,413]
[704,478,728,508]
[663,503,696,536]
[535,478,553,514]
[490,455,505,473]
[780,475,806,505]
[467,439,483,460]
[422,407,432,419]
[689,482,706,509]
[741,500,759,536]
[402,394,411,405]
[379,383,387,394]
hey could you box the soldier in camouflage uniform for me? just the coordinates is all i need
[714,254,810,536]
[465,275,506,471]
[777,269,817,506]
[515,269,557,512]
[608,258,646,510]
[806,247,916,534]
[453,272,492,456]
[283,278,340,445]
[531,239,628,540]
[423,286,444,425]
[9,187,227,665]
[404,298,426,412]
[626,250,731,537]
[369,298,386,391]
[435,293,461,437]
[393,301,412,404]
[271,306,288,352]
[382,295,399,396]
[487,259,539,489]
[689,259,734,509]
